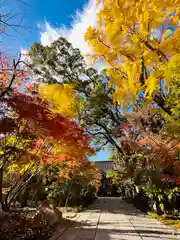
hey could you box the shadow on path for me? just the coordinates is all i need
[50,197,180,240]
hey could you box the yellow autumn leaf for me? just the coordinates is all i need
[145,74,157,97]
[85,0,180,104]
[39,84,79,118]
[165,55,180,86]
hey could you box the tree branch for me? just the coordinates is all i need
[0,54,22,98]
[95,121,124,154]
[95,140,109,151]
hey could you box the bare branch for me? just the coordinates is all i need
[0,58,19,98]
[95,140,109,151]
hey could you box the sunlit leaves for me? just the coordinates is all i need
[165,55,180,85]
[145,74,157,98]
[2,94,94,165]
[85,0,180,107]
[164,55,180,123]
[39,84,79,118]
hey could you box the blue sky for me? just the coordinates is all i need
[2,0,109,161]
[2,0,86,53]
[2,0,98,56]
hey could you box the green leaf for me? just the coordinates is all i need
[0,151,4,155]
[159,203,164,211]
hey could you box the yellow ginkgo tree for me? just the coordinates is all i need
[39,84,80,118]
[85,0,180,113]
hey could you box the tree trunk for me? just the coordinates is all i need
[64,181,73,212]
[0,168,3,208]
[0,168,9,211]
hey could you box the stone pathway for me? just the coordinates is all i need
[50,197,180,240]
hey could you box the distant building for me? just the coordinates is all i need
[94,160,118,196]
[94,160,115,175]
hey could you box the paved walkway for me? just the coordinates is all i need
[50,197,180,240]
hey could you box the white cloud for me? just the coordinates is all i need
[39,0,98,56]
